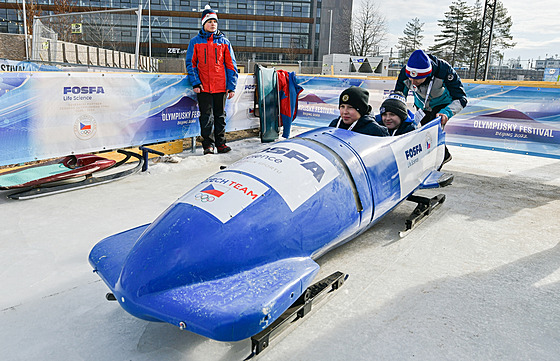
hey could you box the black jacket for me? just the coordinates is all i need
[374,114,416,136]
[329,114,389,137]
[395,54,467,119]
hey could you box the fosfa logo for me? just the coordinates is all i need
[405,144,423,160]
[63,86,105,95]
[261,146,325,182]
[74,114,97,140]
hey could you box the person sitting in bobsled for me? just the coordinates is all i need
[376,91,416,136]
[329,86,389,137]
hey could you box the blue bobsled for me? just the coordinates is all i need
[89,119,450,342]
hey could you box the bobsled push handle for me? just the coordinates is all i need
[138,146,165,172]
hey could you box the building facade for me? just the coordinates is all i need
[535,58,560,71]
[0,0,352,64]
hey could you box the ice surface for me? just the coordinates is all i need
[1,127,559,360]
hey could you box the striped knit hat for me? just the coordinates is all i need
[380,91,408,122]
[201,5,218,26]
[405,50,432,79]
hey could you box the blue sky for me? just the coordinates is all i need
[365,0,559,66]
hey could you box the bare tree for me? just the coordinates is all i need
[19,0,41,36]
[81,9,121,51]
[50,0,79,42]
[350,0,387,56]
[286,36,304,62]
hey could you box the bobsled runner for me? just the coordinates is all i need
[1,150,142,200]
[89,118,453,346]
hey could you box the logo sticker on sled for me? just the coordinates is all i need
[392,126,439,197]
[178,172,269,223]
[227,142,339,211]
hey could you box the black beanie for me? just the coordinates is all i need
[339,86,372,116]
[380,91,408,122]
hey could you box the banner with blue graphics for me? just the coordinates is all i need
[445,83,560,159]
[2,72,558,166]
[0,73,258,166]
[0,58,61,72]
[543,68,560,82]
[294,75,404,128]
[293,76,560,159]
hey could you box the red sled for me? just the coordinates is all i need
[0,150,142,199]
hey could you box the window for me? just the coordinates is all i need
[265,5,274,11]
[293,6,302,12]
[209,2,219,8]
[180,0,190,5]
[237,35,246,41]
[237,3,247,9]
[180,33,190,39]
[264,36,274,42]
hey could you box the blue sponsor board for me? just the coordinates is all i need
[0,72,258,166]
[0,72,196,166]
[446,84,560,158]
[543,68,560,82]
[293,76,560,159]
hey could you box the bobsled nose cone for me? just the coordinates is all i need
[117,205,209,297]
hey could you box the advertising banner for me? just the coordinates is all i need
[0,73,257,166]
[292,76,560,159]
[445,83,560,159]
[2,71,559,167]
[294,75,413,128]
[543,68,560,82]
[0,59,60,72]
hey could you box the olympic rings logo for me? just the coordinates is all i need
[195,193,216,202]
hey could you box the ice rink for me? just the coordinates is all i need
[1,129,559,361]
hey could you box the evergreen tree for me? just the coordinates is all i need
[429,0,472,67]
[489,1,516,60]
[463,0,483,73]
[431,0,516,74]
[397,18,424,65]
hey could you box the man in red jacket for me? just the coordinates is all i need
[186,5,238,155]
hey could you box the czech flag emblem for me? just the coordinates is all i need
[201,185,225,197]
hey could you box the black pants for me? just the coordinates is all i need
[197,92,227,148]
[419,103,452,168]
[419,103,448,126]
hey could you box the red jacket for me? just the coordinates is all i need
[185,30,238,93]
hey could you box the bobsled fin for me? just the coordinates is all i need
[89,224,150,289]
[128,257,320,342]
[420,171,454,189]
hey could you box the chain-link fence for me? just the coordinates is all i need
[237,60,545,81]
[30,8,158,72]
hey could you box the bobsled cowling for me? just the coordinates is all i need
[89,119,446,341]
